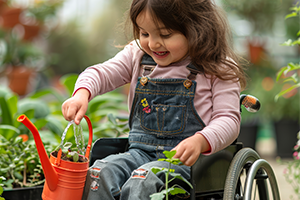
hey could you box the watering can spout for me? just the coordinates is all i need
[17,114,58,191]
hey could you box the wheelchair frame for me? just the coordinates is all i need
[89,137,280,200]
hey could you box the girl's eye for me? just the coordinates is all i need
[140,32,149,37]
[160,33,172,38]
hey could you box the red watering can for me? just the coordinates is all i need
[17,114,93,200]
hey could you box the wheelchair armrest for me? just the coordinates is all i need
[89,137,129,166]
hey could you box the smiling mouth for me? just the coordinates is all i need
[153,51,169,56]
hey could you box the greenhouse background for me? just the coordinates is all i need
[0,0,299,198]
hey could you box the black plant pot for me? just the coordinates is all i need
[238,123,259,150]
[2,185,43,200]
[274,119,300,158]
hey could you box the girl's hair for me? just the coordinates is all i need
[129,0,247,89]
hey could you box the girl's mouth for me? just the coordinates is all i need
[153,51,169,58]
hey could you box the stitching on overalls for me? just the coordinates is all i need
[140,105,187,134]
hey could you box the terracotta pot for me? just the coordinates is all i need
[6,66,34,96]
[0,7,22,29]
[247,39,266,65]
[22,24,41,41]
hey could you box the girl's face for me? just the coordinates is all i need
[136,9,189,67]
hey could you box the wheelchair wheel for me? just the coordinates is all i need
[223,148,280,200]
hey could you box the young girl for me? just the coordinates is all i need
[62,0,247,199]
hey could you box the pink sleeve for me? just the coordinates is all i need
[73,42,142,100]
[198,78,241,155]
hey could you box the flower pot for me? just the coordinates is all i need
[247,39,266,65]
[21,24,41,41]
[274,119,300,158]
[238,123,259,150]
[2,185,43,200]
[6,66,35,96]
[0,7,22,29]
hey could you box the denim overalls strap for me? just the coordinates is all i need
[128,54,206,152]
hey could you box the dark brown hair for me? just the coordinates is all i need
[129,0,247,89]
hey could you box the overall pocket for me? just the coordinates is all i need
[141,103,187,135]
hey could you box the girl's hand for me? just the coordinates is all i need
[62,89,90,125]
[173,134,210,166]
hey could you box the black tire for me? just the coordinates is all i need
[223,148,269,200]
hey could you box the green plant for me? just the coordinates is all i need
[275,4,300,199]
[0,86,60,188]
[26,0,64,23]
[150,150,193,200]
[275,4,300,101]
[0,133,55,188]
[0,28,43,70]
[0,180,4,200]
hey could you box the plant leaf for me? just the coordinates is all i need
[169,173,194,189]
[63,142,72,149]
[29,88,65,103]
[59,74,78,96]
[151,167,164,175]
[281,39,293,46]
[275,83,300,101]
[163,150,176,159]
[285,12,298,19]
[0,125,20,140]
[150,192,165,200]
[169,187,187,195]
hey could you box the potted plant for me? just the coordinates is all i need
[0,0,22,29]
[221,0,294,64]
[21,0,64,41]
[26,0,63,23]
[0,28,44,95]
[0,86,60,199]
[275,3,300,159]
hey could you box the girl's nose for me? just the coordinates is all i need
[148,36,161,50]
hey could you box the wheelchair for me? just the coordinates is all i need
[89,95,280,200]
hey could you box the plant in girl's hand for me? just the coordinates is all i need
[150,150,193,200]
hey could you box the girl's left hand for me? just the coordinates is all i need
[173,134,210,166]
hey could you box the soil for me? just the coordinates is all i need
[52,151,88,163]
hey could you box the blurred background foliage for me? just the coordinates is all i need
[0,0,298,158]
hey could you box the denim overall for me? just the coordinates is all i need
[82,55,205,200]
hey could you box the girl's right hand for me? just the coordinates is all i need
[62,88,90,125]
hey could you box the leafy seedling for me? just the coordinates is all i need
[150,150,193,200]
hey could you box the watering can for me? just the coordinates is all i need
[17,114,93,200]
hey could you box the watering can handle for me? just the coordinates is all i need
[83,115,93,159]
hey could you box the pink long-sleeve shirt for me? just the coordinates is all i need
[74,41,241,155]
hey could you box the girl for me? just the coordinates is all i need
[62,0,247,199]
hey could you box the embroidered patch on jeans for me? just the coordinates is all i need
[131,168,148,179]
[90,180,99,191]
[90,167,101,179]
[141,98,151,113]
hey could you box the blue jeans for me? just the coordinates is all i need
[82,145,190,200]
